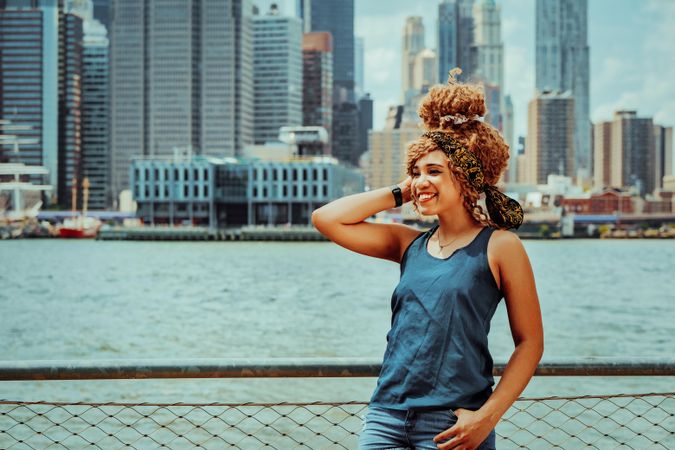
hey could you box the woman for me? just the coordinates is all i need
[311,70,543,450]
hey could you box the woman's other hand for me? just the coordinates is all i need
[432,408,497,450]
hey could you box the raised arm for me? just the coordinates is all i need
[311,177,422,263]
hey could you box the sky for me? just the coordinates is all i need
[262,0,675,139]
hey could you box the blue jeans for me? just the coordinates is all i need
[358,406,497,450]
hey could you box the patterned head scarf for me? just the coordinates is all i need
[421,131,524,230]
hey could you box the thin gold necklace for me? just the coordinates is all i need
[436,228,465,251]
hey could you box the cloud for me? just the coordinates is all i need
[592,1,675,126]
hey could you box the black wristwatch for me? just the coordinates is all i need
[391,185,403,207]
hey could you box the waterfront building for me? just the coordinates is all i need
[253,5,302,145]
[110,0,254,204]
[302,32,332,153]
[131,156,364,227]
[438,0,475,82]
[562,188,634,215]
[526,92,575,185]
[536,0,590,184]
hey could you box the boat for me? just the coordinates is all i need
[57,177,101,239]
[58,215,101,238]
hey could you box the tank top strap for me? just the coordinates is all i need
[473,226,495,252]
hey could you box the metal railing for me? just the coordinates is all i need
[1,358,674,449]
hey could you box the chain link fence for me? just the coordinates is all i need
[1,359,673,449]
[1,393,673,449]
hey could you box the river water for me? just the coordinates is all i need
[0,237,674,404]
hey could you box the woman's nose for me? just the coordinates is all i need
[415,173,430,187]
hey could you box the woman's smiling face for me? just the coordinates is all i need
[410,150,463,215]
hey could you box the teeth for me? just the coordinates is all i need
[419,193,435,200]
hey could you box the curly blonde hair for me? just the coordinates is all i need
[406,69,511,228]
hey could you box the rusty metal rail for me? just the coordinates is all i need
[1,357,674,380]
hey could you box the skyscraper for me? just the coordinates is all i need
[526,92,575,184]
[58,12,84,210]
[473,0,503,130]
[357,93,373,162]
[69,0,110,209]
[503,94,515,182]
[301,0,364,167]
[473,0,503,89]
[0,2,59,197]
[252,4,302,145]
[401,17,425,101]
[302,32,333,151]
[303,0,354,102]
[438,0,475,83]
[110,0,254,203]
[536,0,590,183]
[1,1,83,208]
[593,121,612,190]
[354,36,364,99]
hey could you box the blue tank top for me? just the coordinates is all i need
[370,224,503,411]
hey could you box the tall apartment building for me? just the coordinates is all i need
[438,0,475,82]
[0,1,83,208]
[526,92,574,184]
[401,16,425,101]
[252,5,302,145]
[536,0,590,183]
[593,121,612,190]
[595,111,657,196]
[302,32,332,153]
[110,0,254,204]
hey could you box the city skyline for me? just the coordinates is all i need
[267,0,674,143]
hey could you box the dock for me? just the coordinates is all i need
[96,226,328,241]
